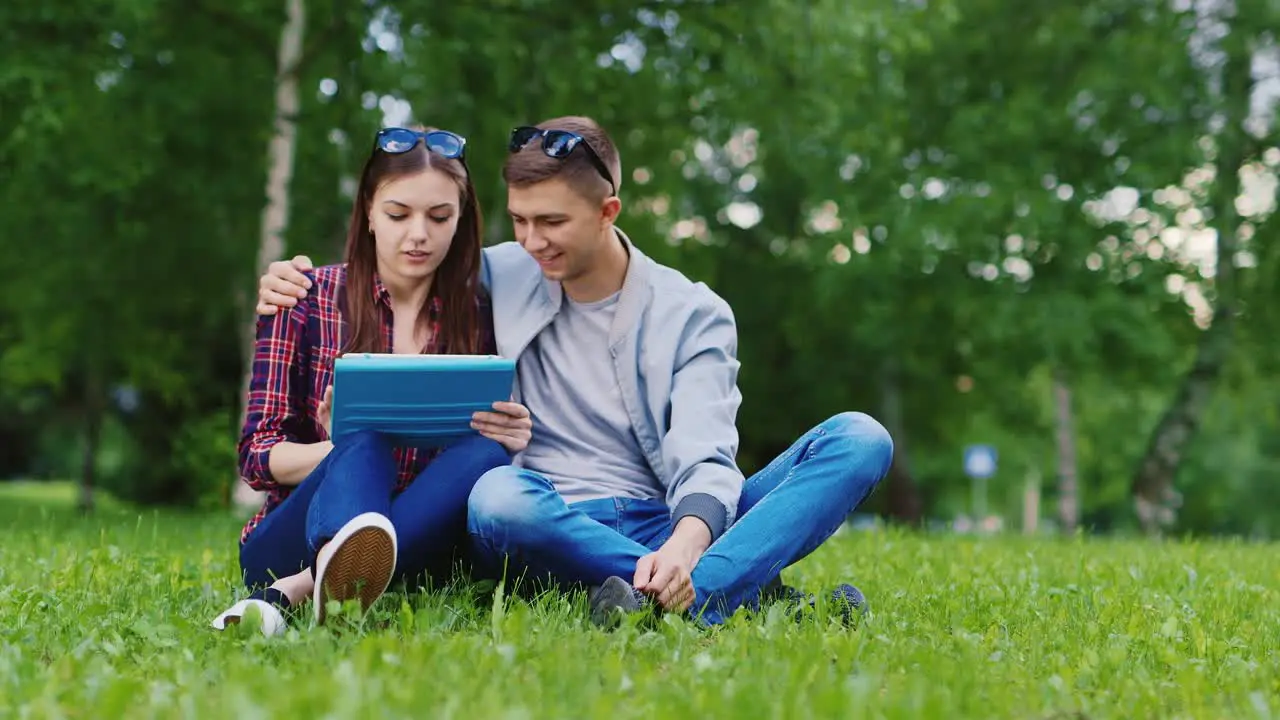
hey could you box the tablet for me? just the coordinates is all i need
[329,353,517,449]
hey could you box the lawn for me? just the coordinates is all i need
[1,481,1277,719]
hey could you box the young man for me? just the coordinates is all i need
[256,116,893,626]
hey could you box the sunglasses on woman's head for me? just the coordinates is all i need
[375,127,467,159]
[508,126,617,196]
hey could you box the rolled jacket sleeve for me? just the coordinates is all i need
[661,294,745,541]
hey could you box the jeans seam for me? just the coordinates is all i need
[802,435,823,462]
[747,440,804,490]
[738,426,825,512]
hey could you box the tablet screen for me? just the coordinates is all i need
[329,353,517,448]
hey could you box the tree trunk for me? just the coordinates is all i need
[1022,468,1041,535]
[1131,308,1234,532]
[1053,367,1079,533]
[881,357,923,524]
[234,0,306,509]
[78,369,103,513]
[1131,26,1252,534]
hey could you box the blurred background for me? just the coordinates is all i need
[1,0,1276,539]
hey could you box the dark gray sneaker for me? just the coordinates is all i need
[588,576,649,628]
[828,583,868,623]
[763,578,868,625]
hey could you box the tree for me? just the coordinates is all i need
[232,0,306,508]
[1131,1,1277,533]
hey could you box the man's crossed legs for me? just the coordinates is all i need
[466,412,893,626]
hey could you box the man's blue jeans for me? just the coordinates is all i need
[466,412,893,625]
[240,431,510,590]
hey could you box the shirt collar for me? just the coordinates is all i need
[372,273,391,306]
[371,272,444,318]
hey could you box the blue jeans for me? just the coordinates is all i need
[240,431,511,590]
[467,412,893,625]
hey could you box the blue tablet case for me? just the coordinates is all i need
[329,353,517,449]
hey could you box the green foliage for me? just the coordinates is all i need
[168,410,241,510]
[1,0,1277,532]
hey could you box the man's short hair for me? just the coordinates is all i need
[503,116,622,201]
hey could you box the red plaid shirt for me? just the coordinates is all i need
[237,263,496,544]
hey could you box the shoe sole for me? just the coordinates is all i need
[590,576,640,628]
[313,512,397,625]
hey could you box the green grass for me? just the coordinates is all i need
[1,481,1277,719]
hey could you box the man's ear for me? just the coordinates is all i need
[600,195,622,225]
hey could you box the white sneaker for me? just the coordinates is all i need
[312,512,397,625]
[211,591,290,637]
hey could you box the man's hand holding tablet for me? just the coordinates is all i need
[471,401,532,453]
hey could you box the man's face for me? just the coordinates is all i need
[506,178,610,283]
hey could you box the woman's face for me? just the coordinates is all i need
[367,167,462,288]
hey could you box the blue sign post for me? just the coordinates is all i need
[964,444,998,518]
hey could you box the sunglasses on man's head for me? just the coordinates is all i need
[375,127,467,159]
[508,126,617,196]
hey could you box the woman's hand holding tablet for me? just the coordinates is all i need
[318,385,334,439]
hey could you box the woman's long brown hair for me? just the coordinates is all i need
[340,127,483,356]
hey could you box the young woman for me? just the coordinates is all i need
[212,126,532,636]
